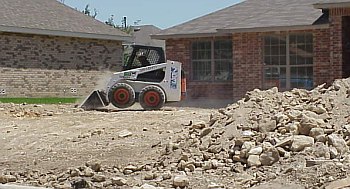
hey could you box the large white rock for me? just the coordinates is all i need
[328,134,349,154]
[173,175,189,188]
[140,184,161,189]
[242,141,256,152]
[247,155,262,167]
[298,115,320,135]
[208,183,225,189]
[111,177,127,186]
[82,167,94,177]
[309,128,324,138]
[118,130,133,138]
[248,147,263,155]
[291,135,314,152]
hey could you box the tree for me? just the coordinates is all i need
[105,15,134,34]
[105,15,116,27]
[59,1,135,34]
[82,4,97,18]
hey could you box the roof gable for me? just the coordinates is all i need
[0,0,130,41]
[131,25,165,47]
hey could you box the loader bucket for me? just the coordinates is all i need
[79,90,109,110]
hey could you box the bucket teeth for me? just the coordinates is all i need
[79,90,108,110]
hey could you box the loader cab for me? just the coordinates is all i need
[123,45,166,82]
[123,45,166,71]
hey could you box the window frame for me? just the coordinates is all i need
[263,32,314,90]
[191,39,233,82]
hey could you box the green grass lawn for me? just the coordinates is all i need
[0,98,79,104]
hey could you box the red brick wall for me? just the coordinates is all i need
[232,32,263,99]
[314,29,332,85]
[329,10,343,80]
[232,29,340,98]
[166,38,233,99]
[329,8,350,79]
[165,24,349,100]
[166,39,191,74]
[0,32,122,97]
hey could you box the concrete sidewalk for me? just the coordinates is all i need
[0,184,51,189]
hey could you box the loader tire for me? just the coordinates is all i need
[139,85,165,110]
[108,83,135,109]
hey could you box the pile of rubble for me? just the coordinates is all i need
[150,78,350,188]
[1,78,350,189]
[0,103,66,118]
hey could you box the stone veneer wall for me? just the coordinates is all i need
[0,32,122,97]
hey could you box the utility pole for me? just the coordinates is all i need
[123,16,127,29]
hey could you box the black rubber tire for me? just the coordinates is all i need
[139,85,166,110]
[108,83,135,109]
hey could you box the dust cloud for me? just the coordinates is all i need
[94,71,114,91]
[171,98,234,109]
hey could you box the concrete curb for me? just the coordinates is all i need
[0,184,51,189]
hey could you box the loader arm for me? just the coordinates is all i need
[105,62,169,92]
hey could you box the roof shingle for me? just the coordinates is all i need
[0,0,130,40]
[316,0,350,3]
[154,0,347,39]
[314,0,350,8]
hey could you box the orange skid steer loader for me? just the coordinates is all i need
[80,45,186,110]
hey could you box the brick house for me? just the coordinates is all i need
[0,0,130,97]
[153,0,350,100]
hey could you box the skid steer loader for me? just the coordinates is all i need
[80,45,186,110]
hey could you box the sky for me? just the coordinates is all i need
[62,0,241,29]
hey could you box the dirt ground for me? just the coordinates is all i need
[1,78,350,189]
[0,103,209,168]
[0,102,221,188]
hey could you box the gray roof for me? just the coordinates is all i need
[153,0,336,39]
[130,25,165,48]
[316,0,350,3]
[0,0,130,41]
[314,0,350,8]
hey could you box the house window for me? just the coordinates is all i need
[192,40,232,81]
[263,33,313,90]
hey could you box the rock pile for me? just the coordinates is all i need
[0,103,73,118]
[1,78,350,188]
[150,78,350,188]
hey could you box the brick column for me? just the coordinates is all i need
[313,29,332,85]
[329,8,350,79]
[165,39,191,75]
[232,32,263,100]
